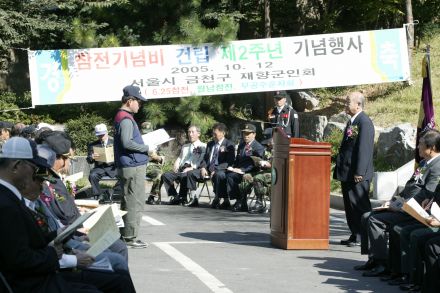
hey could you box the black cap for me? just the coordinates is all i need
[0,121,13,130]
[43,132,72,157]
[122,85,147,102]
[274,90,289,99]
[241,123,256,133]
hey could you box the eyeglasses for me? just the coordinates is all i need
[20,160,51,181]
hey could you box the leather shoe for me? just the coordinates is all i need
[169,197,182,205]
[186,198,199,207]
[219,199,231,210]
[211,197,220,209]
[354,259,376,271]
[380,273,400,282]
[145,195,156,205]
[346,241,360,247]
[340,235,357,245]
[232,202,248,212]
[399,283,419,291]
[362,265,389,277]
[388,274,408,286]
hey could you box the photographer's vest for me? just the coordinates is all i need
[114,109,148,168]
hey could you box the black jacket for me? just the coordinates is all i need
[268,105,300,138]
[333,111,375,182]
[233,140,265,173]
[0,183,64,293]
[200,139,235,171]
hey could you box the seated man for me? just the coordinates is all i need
[191,123,235,209]
[228,123,264,212]
[23,142,136,292]
[0,137,102,292]
[161,125,206,205]
[0,121,12,150]
[142,121,166,205]
[248,128,273,213]
[87,123,117,203]
[357,130,440,277]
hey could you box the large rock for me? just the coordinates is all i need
[291,91,319,112]
[298,113,327,142]
[329,112,350,124]
[376,123,416,168]
[323,121,345,139]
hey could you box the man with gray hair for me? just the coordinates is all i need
[162,125,206,206]
[333,91,375,247]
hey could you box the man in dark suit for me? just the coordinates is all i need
[357,130,440,278]
[267,90,299,138]
[87,123,117,203]
[0,137,101,293]
[334,91,375,247]
[227,124,265,212]
[189,122,235,209]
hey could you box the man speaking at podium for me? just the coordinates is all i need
[334,92,375,247]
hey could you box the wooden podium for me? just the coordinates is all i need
[270,127,331,250]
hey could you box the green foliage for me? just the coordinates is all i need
[65,113,108,155]
[324,127,343,162]
[0,91,54,125]
[374,156,397,172]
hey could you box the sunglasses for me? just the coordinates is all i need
[20,160,53,182]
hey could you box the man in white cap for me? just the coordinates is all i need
[86,123,117,203]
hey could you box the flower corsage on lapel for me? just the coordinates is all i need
[219,146,226,152]
[192,146,203,156]
[412,161,427,183]
[65,180,77,197]
[346,124,359,139]
[49,184,65,202]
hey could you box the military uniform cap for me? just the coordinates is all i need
[241,123,256,133]
[273,90,289,99]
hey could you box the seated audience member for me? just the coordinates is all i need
[228,123,264,212]
[21,125,37,139]
[356,130,440,278]
[142,122,165,205]
[161,125,206,205]
[11,122,26,137]
[0,137,103,292]
[192,122,235,209]
[87,123,117,203]
[246,128,273,213]
[42,131,128,259]
[36,145,129,272]
[20,142,136,293]
[0,121,12,149]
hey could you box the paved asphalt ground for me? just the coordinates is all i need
[123,186,401,293]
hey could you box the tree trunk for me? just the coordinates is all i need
[405,0,414,85]
[264,0,273,117]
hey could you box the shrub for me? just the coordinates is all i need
[324,128,344,162]
[65,113,109,155]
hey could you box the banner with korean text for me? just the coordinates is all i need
[28,28,410,106]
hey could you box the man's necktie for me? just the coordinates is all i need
[209,144,219,172]
[244,143,251,156]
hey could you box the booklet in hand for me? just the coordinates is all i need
[54,211,95,244]
[141,128,174,147]
[402,198,431,227]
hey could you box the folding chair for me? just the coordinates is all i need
[196,176,212,203]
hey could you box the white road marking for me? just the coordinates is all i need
[141,215,165,226]
[156,240,269,245]
[154,242,233,293]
